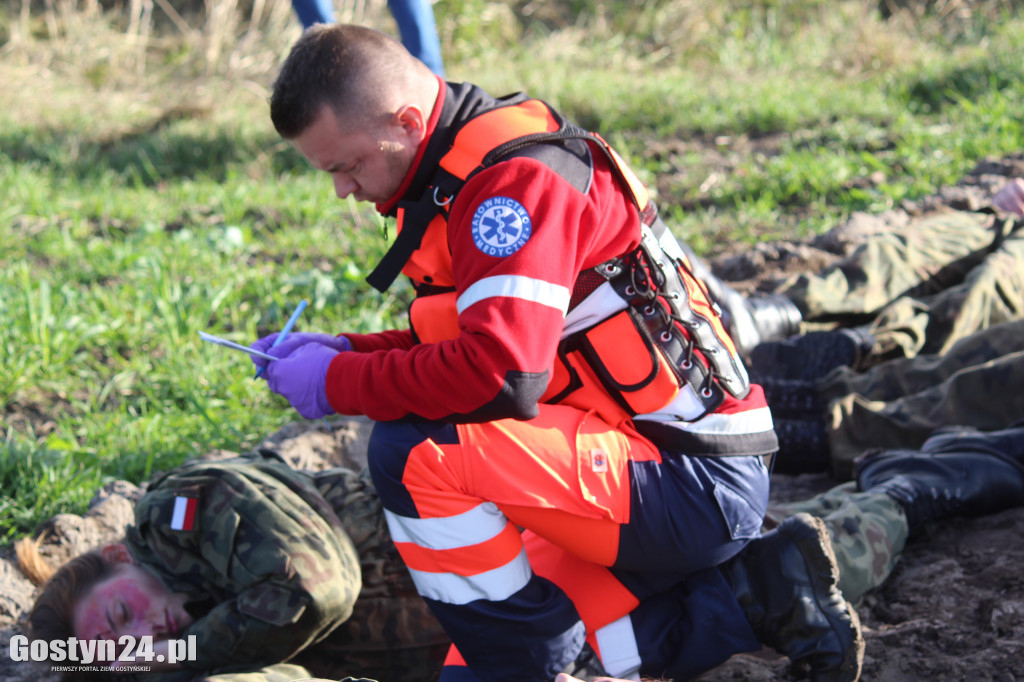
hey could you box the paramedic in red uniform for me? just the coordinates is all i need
[252,23,863,682]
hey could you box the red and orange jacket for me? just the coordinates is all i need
[325,80,776,457]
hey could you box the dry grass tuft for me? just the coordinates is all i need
[1,0,395,85]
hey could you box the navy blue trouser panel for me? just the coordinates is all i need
[631,567,761,680]
[427,578,585,682]
[613,453,769,596]
[367,419,460,519]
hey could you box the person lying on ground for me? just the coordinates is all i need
[760,317,1024,477]
[693,172,1024,366]
[724,174,1024,476]
[746,172,1024,371]
[20,449,449,682]
[22,420,1024,682]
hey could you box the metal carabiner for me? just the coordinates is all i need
[433,186,452,207]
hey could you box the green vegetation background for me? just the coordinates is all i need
[2,0,1024,539]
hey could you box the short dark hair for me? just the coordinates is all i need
[270,24,414,139]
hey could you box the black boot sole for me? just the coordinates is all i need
[780,513,865,682]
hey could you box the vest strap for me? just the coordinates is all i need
[366,183,455,292]
[366,98,642,293]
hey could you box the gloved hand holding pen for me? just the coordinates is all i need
[251,331,352,419]
[250,331,352,371]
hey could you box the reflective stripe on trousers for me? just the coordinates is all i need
[367,404,769,681]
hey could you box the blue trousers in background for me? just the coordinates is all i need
[289,0,445,76]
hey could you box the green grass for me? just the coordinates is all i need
[3,0,1024,540]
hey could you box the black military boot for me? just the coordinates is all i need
[772,416,832,474]
[855,445,1024,534]
[748,328,876,384]
[720,513,864,682]
[676,242,802,356]
[760,376,822,419]
[914,421,1024,464]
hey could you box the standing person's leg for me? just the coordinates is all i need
[290,0,335,28]
[387,0,445,76]
[367,405,769,680]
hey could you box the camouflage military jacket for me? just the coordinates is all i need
[125,450,362,672]
[298,465,450,682]
[124,450,449,682]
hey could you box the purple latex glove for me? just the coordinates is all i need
[264,342,341,419]
[251,332,352,373]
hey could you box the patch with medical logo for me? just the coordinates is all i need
[471,196,532,257]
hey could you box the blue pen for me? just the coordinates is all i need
[255,299,331,431]
[253,299,329,430]
[254,299,309,380]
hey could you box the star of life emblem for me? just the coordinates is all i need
[471,196,532,256]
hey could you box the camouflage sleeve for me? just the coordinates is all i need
[126,457,362,671]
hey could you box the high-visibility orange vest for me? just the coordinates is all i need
[370,95,751,433]
[367,95,649,294]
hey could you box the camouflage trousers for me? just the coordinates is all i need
[775,210,1024,363]
[767,483,908,606]
[820,318,1024,478]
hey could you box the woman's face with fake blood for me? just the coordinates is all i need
[72,545,193,644]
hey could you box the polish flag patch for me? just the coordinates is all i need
[170,495,198,531]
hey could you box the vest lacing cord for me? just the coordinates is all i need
[624,245,721,401]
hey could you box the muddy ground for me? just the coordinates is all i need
[3,156,1024,681]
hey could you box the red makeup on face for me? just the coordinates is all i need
[73,562,192,643]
